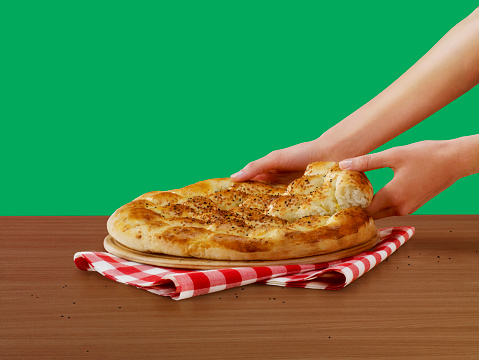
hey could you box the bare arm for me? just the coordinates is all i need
[232,7,479,182]
[318,7,479,159]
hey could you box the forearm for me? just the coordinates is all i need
[317,7,479,160]
[452,134,479,177]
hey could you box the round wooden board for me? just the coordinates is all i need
[103,231,381,270]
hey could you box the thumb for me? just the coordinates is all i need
[338,151,390,172]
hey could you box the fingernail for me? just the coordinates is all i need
[231,170,244,180]
[339,159,352,170]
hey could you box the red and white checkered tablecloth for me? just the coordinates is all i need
[74,226,414,300]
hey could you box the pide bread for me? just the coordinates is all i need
[107,162,377,260]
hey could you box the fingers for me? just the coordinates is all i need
[366,184,396,216]
[231,141,320,182]
[231,151,283,182]
[339,150,392,172]
[251,171,305,184]
[366,179,411,219]
[369,207,401,220]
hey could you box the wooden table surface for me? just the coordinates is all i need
[1,215,478,359]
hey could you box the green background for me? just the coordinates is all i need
[1,1,478,216]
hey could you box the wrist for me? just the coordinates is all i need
[447,135,479,178]
[307,137,330,162]
[315,128,369,162]
[312,135,344,162]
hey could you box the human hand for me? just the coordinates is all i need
[339,139,471,220]
[230,140,324,184]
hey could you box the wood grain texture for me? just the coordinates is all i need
[1,215,478,360]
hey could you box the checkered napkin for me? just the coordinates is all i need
[74,226,414,300]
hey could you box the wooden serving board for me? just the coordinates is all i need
[103,232,381,270]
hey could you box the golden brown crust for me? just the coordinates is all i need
[107,162,377,260]
[207,190,246,210]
